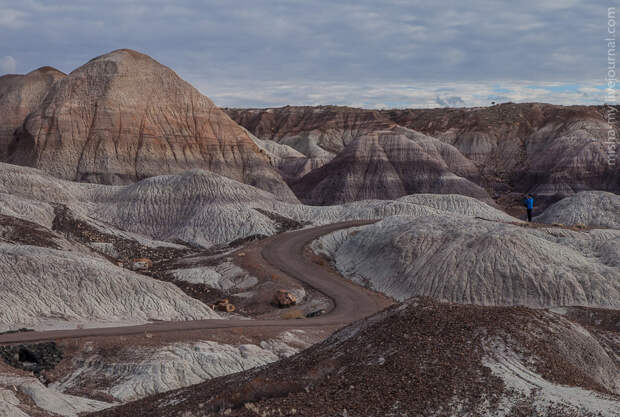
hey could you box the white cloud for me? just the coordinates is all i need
[0,8,27,29]
[0,56,17,74]
[0,0,609,108]
[436,95,466,107]
[188,77,607,109]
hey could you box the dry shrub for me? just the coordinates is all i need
[281,309,305,320]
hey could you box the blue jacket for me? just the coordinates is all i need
[525,197,534,209]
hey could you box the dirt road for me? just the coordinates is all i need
[0,220,390,345]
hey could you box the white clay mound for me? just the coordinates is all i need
[535,191,620,229]
[313,214,620,308]
[0,243,219,331]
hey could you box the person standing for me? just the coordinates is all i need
[524,194,534,222]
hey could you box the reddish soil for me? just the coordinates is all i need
[93,298,617,417]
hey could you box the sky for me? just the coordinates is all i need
[0,0,616,108]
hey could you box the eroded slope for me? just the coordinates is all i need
[5,49,296,202]
[313,215,620,307]
[93,298,620,417]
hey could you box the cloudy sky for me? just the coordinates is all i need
[0,0,615,108]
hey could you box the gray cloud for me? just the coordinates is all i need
[0,56,16,73]
[435,96,466,107]
[0,0,612,107]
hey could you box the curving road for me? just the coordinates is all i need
[0,220,389,345]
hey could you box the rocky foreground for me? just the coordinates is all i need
[94,297,620,417]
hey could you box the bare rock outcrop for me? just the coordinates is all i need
[52,332,309,402]
[226,105,394,180]
[291,125,490,205]
[388,103,620,203]
[6,49,297,202]
[225,105,392,157]
[229,104,620,208]
[248,136,316,181]
[0,66,65,159]
[0,372,113,417]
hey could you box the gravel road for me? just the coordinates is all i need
[0,220,388,345]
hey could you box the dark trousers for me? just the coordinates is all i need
[527,208,532,222]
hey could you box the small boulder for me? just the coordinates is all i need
[131,258,152,271]
[212,299,236,313]
[306,309,327,318]
[273,290,297,308]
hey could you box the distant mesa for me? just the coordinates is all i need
[228,104,620,209]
